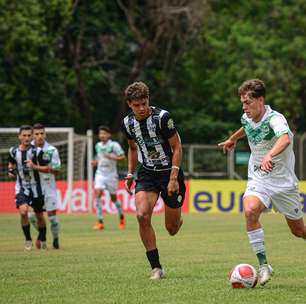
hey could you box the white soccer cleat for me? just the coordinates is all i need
[258,264,273,286]
[150,268,165,280]
[24,240,33,251]
[41,241,47,250]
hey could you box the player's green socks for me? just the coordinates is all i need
[28,212,38,231]
[247,228,268,265]
[22,224,32,241]
[48,215,60,239]
[96,197,104,223]
[114,201,123,218]
[256,252,268,265]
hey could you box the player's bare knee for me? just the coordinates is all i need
[244,207,259,222]
[20,211,27,218]
[166,226,178,236]
[19,206,28,217]
[165,222,180,236]
[136,212,151,227]
[290,227,304,238]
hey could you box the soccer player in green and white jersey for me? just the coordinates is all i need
[29,123,61,249]
[219,79,306,286]
[92,126,126,230]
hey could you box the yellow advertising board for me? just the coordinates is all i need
[189,180,306,214]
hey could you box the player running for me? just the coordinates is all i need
[219,79,306,286]
[8,125,49,250]
[122,81,186,280]
[92,126,126,230]
[28,123,61,249]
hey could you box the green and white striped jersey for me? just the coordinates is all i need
[241,106,298,189]
[95,140,124,177]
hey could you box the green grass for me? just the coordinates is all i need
[0,213,306,304]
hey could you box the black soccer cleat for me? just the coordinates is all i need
[53,238,59,249]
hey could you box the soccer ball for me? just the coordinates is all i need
[228,264,258,288]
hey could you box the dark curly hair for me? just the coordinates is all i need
[124,81,149,102]
[238,79,266,98]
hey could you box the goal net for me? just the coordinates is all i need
[0,128,88,213]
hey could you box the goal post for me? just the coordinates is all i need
[0,127,77,213]
[86,129,94,214]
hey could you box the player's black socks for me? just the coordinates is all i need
[38,226,47,242]
[120,214,124,220]
[22,224,32,241]
[146,248,162,269]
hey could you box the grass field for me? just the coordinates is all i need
[1,213,306,304]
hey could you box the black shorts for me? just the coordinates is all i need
[16,190,45,213]
[135,166,186,209]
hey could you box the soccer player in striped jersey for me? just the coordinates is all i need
[92,126,126,230]
[219,79,306,286]
[122,81,186,280]
[28,124,61,249]
[8,125,49,250]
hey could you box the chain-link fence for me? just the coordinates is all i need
[181,133,306,180]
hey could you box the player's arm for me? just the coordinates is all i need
[47,167,60,175]
[8,161,17,178]
[25,160,50,173]
[261,134,290,172]
[48,149,61,176]
[8,149,17,178]
[105,142,126,161]
[168,132,182,195]
[91,157,98,167]
[218,127,246,154]
[105,154,126,161]
[261,115,292,172]
[91,143,98,167]
[25,150,50,173]
[125,139,137,194]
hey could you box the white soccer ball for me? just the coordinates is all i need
[228,264,258,288]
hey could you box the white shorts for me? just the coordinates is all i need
[43,190,58,212]
[94,174,118,195]
[244,181,303,220]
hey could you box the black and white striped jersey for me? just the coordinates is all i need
[8,145,47,197]
[122,107,178,171]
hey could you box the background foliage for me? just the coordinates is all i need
[1,0,305,143]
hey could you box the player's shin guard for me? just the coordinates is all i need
[38,226,47,242]
[48,215,60,239]
[22,224,32,241]
[28,212,38,231]
[247,228,268,265]
[96,197,104,223]
[114,201,123,218]
[146,248,162,270]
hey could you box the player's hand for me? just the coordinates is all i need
[168,179,179,196]
[104,153,115,160]
[8,168,16,178]
[218,139,236,154]
[261,153,274,172]
[124,174,134,195]
[25,159,34,169]
[91,160,98,167]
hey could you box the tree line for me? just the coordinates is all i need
[1,0,305,144]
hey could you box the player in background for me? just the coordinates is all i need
[92,126,126,230]
[8,125,49,250]
[219,79,306,286]
[28,124,61,249]
[122,81,186,280]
